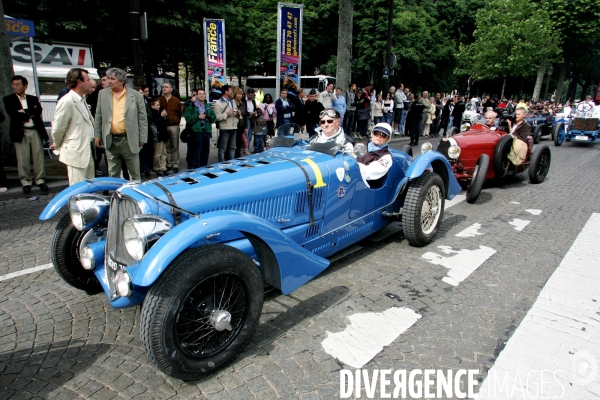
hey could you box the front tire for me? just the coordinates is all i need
[141,245,263,381]
[51,213,102,293]
[402,172,446,246]
[528,145,551,184]
[466,154,489,204]
[552,122,564,146]
[493,135,515,179]
[448,127,459,136]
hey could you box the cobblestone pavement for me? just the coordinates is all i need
[1,138,599,399]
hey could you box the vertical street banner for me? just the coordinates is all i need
[276,3,303,97]
[203,19,226,102]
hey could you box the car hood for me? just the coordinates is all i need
[118,147,333,221]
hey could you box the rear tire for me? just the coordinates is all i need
[141,245,263,381]
[533,125,543,144]
[493,135,515,179]
[528,145,551,184]
[400,144,413,158]
[466,154,489,204]
[51,213,102,293]
[402,172,445,246]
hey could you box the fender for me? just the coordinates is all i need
[39,178,127,220]
[404,151,462,200]
[128,210,330,295]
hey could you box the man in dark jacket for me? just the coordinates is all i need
[303,89,325,137]
[452,96,466,129]
[3,75,49,193]
[275,88,295,128]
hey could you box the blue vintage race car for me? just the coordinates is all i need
[553,102,600,145]
[525,109,554,144]
[39,131,461,380]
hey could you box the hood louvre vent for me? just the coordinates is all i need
[201,193,295,221]
[305,223,321,238]
[294,188,325,214]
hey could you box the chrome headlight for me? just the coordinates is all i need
[80,246,95,270]
[448,145,461,159]
[122,215,172,262]
[421,142,433,153]
[460,123,470,132]
[115,270,132,297]
[69,194,110,231]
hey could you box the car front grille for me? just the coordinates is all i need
[436,140,451,161]
[105,195,142,299]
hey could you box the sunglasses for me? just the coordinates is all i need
[372,131,389,138]
[319,119,335,125]
[319,109,339,119]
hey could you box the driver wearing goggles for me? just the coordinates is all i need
[309,108,354,152]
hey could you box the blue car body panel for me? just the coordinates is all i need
[41,144,461,307]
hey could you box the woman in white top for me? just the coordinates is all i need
[372,93,385,124]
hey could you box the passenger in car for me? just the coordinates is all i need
[355,122,393,188]
[309,108,354,152]
[507,107,531,142]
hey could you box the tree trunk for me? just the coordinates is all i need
[500,76,506,100]
[336,0,353,92]
[554,62,566,103]
[532,58,546,101]
[580,77,593,99]
[0,0,16,161]
[566,69,580,103]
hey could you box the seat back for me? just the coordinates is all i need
[573,117,587,131]
[585,118,599,131]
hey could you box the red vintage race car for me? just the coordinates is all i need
[433,123,551,203]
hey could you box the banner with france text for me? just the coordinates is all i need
[276,3,303,97]
[203,19,226,102]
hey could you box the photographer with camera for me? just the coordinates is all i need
[3,75,49,193]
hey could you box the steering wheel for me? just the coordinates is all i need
[576,102,593,113]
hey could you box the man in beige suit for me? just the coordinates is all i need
[93,68,147,180]
[51,68,96,185]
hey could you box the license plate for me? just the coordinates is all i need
[575,136,589,141]
[107,256,125,271]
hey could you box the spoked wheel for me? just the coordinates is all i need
[552,122,565,146]
[528,145,551,184]
[141,245,263,381]
[51,213,103,293]
[466,154,489,204]
[493,135,516,180]
[402,172,446,246]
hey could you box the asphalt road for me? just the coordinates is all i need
[1,136,599,399]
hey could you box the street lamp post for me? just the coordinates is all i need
[544,65,554,101]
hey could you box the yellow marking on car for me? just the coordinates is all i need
[301,158,327,188]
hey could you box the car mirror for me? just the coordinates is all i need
[354,143,367,157]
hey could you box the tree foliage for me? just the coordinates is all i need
[455,0,560,81]
[4,0,598,97]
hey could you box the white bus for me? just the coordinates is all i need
[245,75,336,100]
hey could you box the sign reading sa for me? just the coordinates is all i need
[10,41,94,68]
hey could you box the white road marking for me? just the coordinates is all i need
[0,263,53,282]
[475,213,600,399]
[445,193,466,210]
[321,307,421,368]
[421,245,497,286]
[510,201,520,204]
[456,223,483,238]
[509,219,531,231]
[525,209,542,215]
